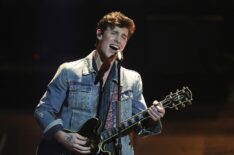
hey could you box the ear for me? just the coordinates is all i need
[96,29,103,40]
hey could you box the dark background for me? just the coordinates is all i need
[1,0,234,155]
[1,0,233,110]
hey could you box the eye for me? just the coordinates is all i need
[121,34,128,40]
[111,31,117,35]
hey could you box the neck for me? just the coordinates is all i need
[93,50,103,71]
[94,49,116,71]
[94,50,117,87]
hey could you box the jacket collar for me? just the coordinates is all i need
[82,50,96,75]
[82,50,124,86]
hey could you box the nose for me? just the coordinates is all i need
[114,35,121,43]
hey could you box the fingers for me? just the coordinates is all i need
[64,133,91,154]
[73,133,91,152]
[148,108,161,121]
[153,100,160,105]
[75,134,88,145]
[148,100,165,121]
[72,143,91,154]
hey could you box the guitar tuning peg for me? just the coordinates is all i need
[173,103,179,110]
[181,103,185,108]
[170,92,173,97]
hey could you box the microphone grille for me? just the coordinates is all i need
[117,50,123,61]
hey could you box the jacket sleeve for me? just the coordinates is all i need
[132,73,162,136]
[34,63,68,139]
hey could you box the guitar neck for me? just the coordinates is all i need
[100,109,150,142]
[100,99,184,142]
[100,86,192,143]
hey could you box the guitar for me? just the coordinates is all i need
[36,86,193,155]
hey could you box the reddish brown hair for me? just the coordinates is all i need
[97,11,136,39]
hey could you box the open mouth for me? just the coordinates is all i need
[109,44,119,51]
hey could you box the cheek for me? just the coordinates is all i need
[102,42,110,49]
[122,41,128,49]
[102,36,112,45]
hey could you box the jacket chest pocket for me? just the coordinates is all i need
[68,82,98,113]
[122,90,133,119]
[121,90,133,102]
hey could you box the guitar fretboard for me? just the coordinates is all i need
[100,110,149,142]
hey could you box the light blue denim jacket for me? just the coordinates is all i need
[34,51,162,155]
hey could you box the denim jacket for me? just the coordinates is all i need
[34,51,162,155]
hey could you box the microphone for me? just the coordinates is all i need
[110,45,123,61]
[116,50,123,61]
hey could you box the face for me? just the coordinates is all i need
[96,26,129,60]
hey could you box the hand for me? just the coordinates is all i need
[148,100,165,122]
[54,130,91,154]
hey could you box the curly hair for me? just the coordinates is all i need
[97,11,136,39]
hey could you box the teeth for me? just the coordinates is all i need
[110,45,119,50]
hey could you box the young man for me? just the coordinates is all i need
[34,11,165,155]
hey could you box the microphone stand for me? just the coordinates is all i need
[115,58,122,155]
